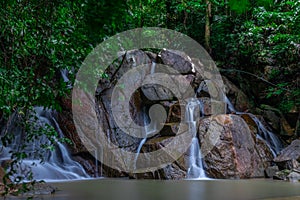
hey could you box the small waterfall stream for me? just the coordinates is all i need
[133,62,158,170]
[224,97,283,156]
[185,98,206,179]
[241,113,283,156]
[134,106,157,170]
[150,61,156,74]
[225,96,236,114]
[0,107,89,182]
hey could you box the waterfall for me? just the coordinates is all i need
[224,97,283,156]
[133,62,157,171]
[185,98,206,179]
[0,107,89,182]
[134,107,157,170]
[225,96,236,114]
[150,62,156,74]
[242,113,283,156]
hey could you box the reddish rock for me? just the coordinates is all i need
[57,49,278,180]
[198,114,273,178]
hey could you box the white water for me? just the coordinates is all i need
[223,97,283,156]
[132,61,157,165]
[185,98,206,179]
[241,113,283,156]
[196,81,208,95]
[150,61,156,74]
[134,107,157,170]
[0,107,89,182]
[225,96,236,113]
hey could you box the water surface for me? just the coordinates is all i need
[28,179,300,200]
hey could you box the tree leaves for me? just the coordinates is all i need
[229,0,250,14]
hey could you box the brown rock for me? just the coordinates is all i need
[141,73,195,101]
[198,114,273,179]
[159,49,195,74]
[258,104,294,137]
[222,76,251,112]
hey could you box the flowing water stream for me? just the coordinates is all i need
[0,107,89,181]
[224,97,283,156]
[185,98,206,179]
[0,66,284,185]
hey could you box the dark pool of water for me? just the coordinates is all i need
[8,178,300,200]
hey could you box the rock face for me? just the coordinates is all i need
[265,166,279,178]
[198,114,273,178]
[222,76,251,112]
[130,114,275,180]
[57,48,279,180]
[274,140,300,170]
[159,49,195,74]
[256,104,294,138]
[58,94,126,178]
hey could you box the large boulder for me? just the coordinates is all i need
[274,139,300,170]
[131,136,187,180]
[58,94,126,178]
[198,114,273,178]
[287,170,300,182]
[141,74,195,101]
[135,114,274,180]
[58,48,278,180]
[159,49,195,74]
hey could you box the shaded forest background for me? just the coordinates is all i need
[0,0,299,117]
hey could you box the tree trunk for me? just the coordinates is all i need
[166,0,172,28]
[205,0,212,54]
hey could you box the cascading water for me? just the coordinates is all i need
[224,97,283,156]
[241,113,283,156]
[133,62,158,170]
[225,96,236,114]
[150,61,156,74]
[185,98,206,179]
[0,107,89,182]
[134,106,157,170]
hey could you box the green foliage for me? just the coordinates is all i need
[229,0,250,14]
[0,0,90,194]
[229,0,300,111]
[0,0,91,117]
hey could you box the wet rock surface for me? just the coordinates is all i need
[271,140,300,181]
[57,48,284,180]
[222,76,251,112]
[257,104,295,138]
[198,114,273,178]
[274,140,300,168]
[265,166,279,178]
